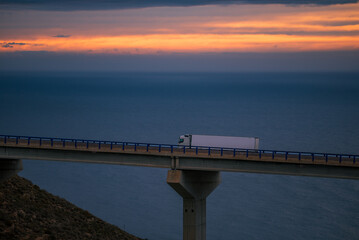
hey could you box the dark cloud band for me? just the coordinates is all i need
[53,35,71,38]
[0,0,357,11]
[1,42,27,48]
[1,42,44,48]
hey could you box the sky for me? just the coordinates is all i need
[0,0,359,72]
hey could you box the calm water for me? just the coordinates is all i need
[1,72,359,240]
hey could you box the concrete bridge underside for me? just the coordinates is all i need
[0,144,358,179]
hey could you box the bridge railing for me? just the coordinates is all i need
[0,134,357,164]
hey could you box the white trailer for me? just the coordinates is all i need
[178,134,259,150]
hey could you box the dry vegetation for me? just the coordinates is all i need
[0,175,144,240]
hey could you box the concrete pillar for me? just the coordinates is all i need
[167,170,221,240]
[0,158,23,182]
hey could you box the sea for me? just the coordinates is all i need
[1,71,359,240]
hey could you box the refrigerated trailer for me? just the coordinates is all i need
[178,134,259,150]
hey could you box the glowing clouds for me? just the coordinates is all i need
[1,3,358,54]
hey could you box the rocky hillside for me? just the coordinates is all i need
[0,175,144,240]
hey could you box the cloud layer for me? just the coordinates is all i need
[0,0,357,11]
[1,3,358,54]
[1,1,358,72]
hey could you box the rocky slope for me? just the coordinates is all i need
[0,175,144,240]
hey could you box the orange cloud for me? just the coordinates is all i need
[1,3,358,54]
[1,34,358,54]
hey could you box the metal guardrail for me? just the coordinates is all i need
[0,134,357,164]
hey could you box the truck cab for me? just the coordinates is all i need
[178,134,191,146]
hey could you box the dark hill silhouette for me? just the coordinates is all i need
[0,175,143,240]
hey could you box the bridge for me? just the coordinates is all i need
[1,134,358,240]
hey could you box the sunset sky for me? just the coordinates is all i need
[1,0,358,71]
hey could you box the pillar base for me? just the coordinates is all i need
[0,158,23,182]
[167,170,221,240]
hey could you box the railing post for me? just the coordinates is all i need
[339,155,342,163]
[110,142,113,150]
[196,147,198,155]
[62,140,65,147]
[233,149,236,157]
[259,150,261,159]
[75,140,77,148]
[220,148,223,156]
[28,137,31,145]
[285,152,288,160]
[298,153,301,161]
[4,136,6,144]
[325,154,328,163]
[86,141,89,149]
[312,153,314,162]
[246,149,249,158]
[51,139,53,147]
[208,147,211,156]
[39,138,42,146]
[272,151,275,159]
[147,144,149,152]
[16,137,18,145]
[158,144,161,152]
[122,142,125,151]
[171,145,173,153]
[183,146,186,154]
[354,156,356,164]
[98,142,101,149]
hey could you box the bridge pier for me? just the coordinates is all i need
[167,170,221,240]
[0,158,23,182]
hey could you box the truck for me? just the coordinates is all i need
[178,134,259,150]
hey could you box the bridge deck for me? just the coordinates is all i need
[0,135,358,179]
